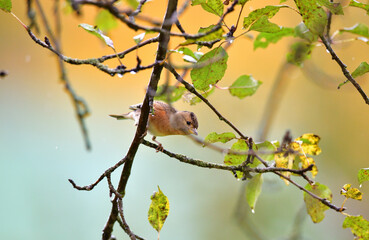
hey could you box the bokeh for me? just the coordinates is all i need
[1,0,369,239]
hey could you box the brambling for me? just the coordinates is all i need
[110,101,199,151]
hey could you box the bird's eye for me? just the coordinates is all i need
[186,121,191,126]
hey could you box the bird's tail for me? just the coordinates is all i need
[109,113,131,120]
[110,111,141,126]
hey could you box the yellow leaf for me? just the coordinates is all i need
[148,186,170,233]
[295,133,322,155]
[275,153,292,185]
[299,155,318,178]
[340,184,363,200]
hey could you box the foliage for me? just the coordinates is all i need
[0,0,11,13]
[148,187,170,234]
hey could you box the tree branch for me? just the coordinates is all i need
[141,139,315,175]
[68,157,127,191]
[164,63,248,139]
[320,36,369,105]
[34,0,92,149]
[102,0,178,238]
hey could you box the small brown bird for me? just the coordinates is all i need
[110,101,199,151]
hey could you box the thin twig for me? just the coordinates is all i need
[73,0,235,40]
[142,139,314,175]
[164,63,248,140]
[106,174,123,199]
[320,36,369,105]
[34,0,92,149]
[141,139,343,212]
[130,0,147,17]
[117,199,137,240]
[115,218,146,240]
[26,29,159,76]
[276,171,344,212]
[68,157,127,191]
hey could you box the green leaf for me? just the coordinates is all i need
[95,9,118,32]
[250,15,282,33]
[295,22,318,42]
[342,215,369,239]
[155,85,187,103]
[340,184,363,200]
[192,0,224,16]
[245,173,263,211]
[191,47,228,91]
[339,23,369,38]
[349,0,369,15]
[173,48,204,63]
[224,139,248,177]
[287,41,314,66]
[148,186,170,233]
[294,0,328,36]
[255,141,276,162]
[317,0,343,15]
[62,0,73,15]
[0,0,11,12]
[304,182,332,223]
[79,23,115,50]
[238,0,249,5]
[254,27,295,49]
[352,62,369,78]
[181,25,224,46]
[205,132,236,143]
[358,168,369,186]
[229,75,262,99]
[243,6,287,30]
[125,0,139,9]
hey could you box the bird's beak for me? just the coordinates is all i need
[190,128,198,135]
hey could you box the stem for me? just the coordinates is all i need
[101,0,178,238]
[320,36,369,105]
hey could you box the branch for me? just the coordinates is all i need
[73,0,236,40]
[164,63,248,139]
[34,0,92,149]
[117,199,140,240]
[320,36,369,105]
[26,29,159,76]
[141,139,314,175]
[102,0,178,238]
[276,171,344,212]
[68,158,127,191]
[142,139,343,212]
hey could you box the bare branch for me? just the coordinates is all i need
[34,0,91,149]
[320,36,369,105]
[117,199,138,240]
[26,29,159,76]
[68,158,127,191]
[164,63,248,139]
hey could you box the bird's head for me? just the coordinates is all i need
[173,111,199,135]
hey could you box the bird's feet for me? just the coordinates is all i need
[152,136,164,152]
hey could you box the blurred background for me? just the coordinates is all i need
[1,0,369,239]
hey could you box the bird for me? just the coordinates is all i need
[110,101,199,151]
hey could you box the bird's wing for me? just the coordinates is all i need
[129,103,143,110]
